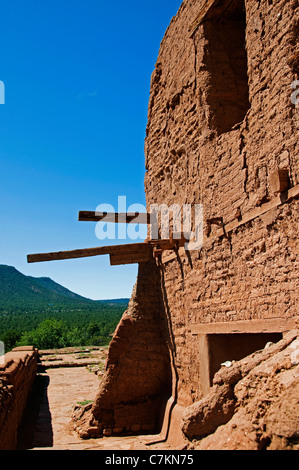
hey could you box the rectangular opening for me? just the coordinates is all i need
[202,0,250,134]
[208,332,283,385]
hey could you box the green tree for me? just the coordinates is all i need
[1,329,21,351]
[65,326,85,347]
[17,318,68,349]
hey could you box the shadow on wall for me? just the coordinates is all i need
[17,373,53,449]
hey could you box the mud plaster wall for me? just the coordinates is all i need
[73,259,172,437]
[0,347,38,450]
[144,0,299,406]
[77,0,299,436]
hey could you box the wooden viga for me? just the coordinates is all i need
[27,211,188,266]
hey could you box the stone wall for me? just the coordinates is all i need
[0,346,38,450]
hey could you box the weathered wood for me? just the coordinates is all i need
[27,243,151,263]
[110,250,151,265]
[269,169,289,194]
[191,318,296,335]
[79,211,151,224]
[147,240,176,250]
[146,235,188,250]
[28,184,299,265]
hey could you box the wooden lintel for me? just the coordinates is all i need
[269,169,289,194]
[146,235,188,250]
[110,251,151,266]
[79,211,151,224]
[27,243,151,264]
[191,318,296,335]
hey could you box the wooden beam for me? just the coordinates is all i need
[27,243,151,264]
[198,334,211,396]
[191,318,296,335]
[269,169,289,194]
[110,250,151,266]
[78,211,151,224]
[146,234,188,251]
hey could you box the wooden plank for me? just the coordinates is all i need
[269,169,289,194]
[27,243,151,263]
[191,318,296,335]
[79,211,151,224]
[162,247,185,264]
[198,334,211,396]
[110,251,151,265]
[146,235,188,250]
[287,183,299,200]
[28,184,299,265]
[147,240,175,250]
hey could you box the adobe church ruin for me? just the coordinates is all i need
[29,0,299,450]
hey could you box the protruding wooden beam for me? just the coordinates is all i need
[27,243,151,264]
[78,211,151,224]
[146,234,189,250]
[27,235,190,264]
[110,250,151,266]
[269,169,289,195]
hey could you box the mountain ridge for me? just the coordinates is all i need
[0,264,129,311]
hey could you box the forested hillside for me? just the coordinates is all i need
[0,265,129,351]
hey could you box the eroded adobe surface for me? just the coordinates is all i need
[73,260,172,438]
[182,329,299,450]
[144,0,299,409]
[74,0,299,448]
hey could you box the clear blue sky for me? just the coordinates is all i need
[0,0,182,300]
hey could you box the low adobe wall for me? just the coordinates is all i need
[0,346,38,450]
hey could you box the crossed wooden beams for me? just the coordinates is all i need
[27,211,187,266]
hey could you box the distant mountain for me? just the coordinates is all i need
[0,265,129,311]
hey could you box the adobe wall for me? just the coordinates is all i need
[73,259,172,438]
[0,347,38,450]
[144,0,299,407]
[75,0,299,440]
